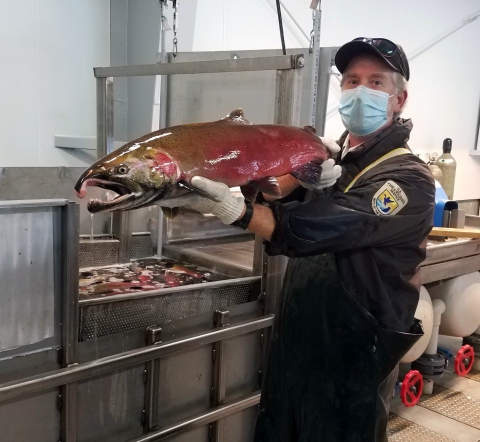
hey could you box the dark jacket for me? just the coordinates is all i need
[266,119,435,332]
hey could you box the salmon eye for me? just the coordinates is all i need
[116,164,129,174]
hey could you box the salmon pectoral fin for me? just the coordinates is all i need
[250,176,281,198]
[240,184,259,202]
[290,159,324,185]
[161,207,180,219]
[177,180,221,203]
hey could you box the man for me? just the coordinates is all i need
[159,38,435,441]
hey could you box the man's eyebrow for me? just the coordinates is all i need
[369,72,388,80]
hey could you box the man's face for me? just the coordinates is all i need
[342,55,406,117]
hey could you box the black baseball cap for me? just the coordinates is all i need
[335,37,410,81]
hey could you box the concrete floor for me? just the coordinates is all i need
[388,336,480,441]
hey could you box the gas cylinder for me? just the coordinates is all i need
[427,272,480,337]
[428,162,443,184]
[436,138,457,199]
[401,286,434,363]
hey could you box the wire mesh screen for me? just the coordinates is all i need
[131,234,154,259]
[79,241,119,268]
[79,284,252,341]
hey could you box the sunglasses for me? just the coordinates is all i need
[353,38,407,78]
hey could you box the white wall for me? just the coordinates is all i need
[193,0,309,51]
[192,0,480,200]
[2,0,479,200]
[0,0,110,167]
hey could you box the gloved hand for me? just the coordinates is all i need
[157,176,245,224]
[299,136,342,191]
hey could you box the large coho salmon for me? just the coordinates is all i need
[75,109,328,213]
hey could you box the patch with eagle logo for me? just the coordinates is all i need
[372,181,408,216]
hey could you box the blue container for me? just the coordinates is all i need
[433,180,458,227]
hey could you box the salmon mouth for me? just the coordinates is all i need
[75,178,140,213]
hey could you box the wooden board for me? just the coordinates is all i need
[430,227,480,239]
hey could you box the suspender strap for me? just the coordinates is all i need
[343,147,411,193]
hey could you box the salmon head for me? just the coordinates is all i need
[74,140,180,213]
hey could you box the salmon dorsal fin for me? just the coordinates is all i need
[221,108,252,125]
[303,125,317,134]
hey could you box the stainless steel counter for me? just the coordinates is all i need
[163,234,256,279]
[163,236,480,286]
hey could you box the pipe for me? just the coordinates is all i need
[473,357,480,371]
[473,324,480,370]
[425,298,446,355]
[309,4,321,127]
[423,299,445,395]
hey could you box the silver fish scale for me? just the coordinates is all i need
[387,414,454,442]
[79,284,250,341]
[418,384,480,429]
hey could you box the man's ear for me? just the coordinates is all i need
[396,89,408,111]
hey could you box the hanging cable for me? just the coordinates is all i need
[275,0,287,55]
[172,0,179,57]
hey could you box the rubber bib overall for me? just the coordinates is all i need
[254,253,423,442]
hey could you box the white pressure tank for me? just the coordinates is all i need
[402,286,434,363]
[427,272,480,337]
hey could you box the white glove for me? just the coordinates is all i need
[299,136,342,191]
[157,176,245,225]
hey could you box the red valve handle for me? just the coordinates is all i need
[400,370,423,407]
[454,344,475,376]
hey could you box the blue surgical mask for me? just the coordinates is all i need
[338,86,393,136]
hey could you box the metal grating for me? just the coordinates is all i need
[79,241,119,268]
[418,384,480,429]
[131,234,153,259]
[80,284,251,341]
[465,370,480,382]
[387,414,454,442]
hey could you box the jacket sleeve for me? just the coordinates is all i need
[266,167,435,258]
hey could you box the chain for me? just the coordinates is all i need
[172,0,178,57]
[309,9,315,55]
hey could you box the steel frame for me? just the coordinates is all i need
[0,53,305,442]
[95,54,306,265]
[60,202,80,442]
[0,315,274,402]
[79,275,261,307]
[0,199,79,441]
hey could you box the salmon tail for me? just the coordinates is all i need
[291,159,324,185]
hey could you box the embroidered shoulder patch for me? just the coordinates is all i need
[372,181,408,216]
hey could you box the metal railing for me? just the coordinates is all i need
[0,315,274,403]
[0,315,273,442]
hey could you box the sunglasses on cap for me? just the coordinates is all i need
[353,37,408,79]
